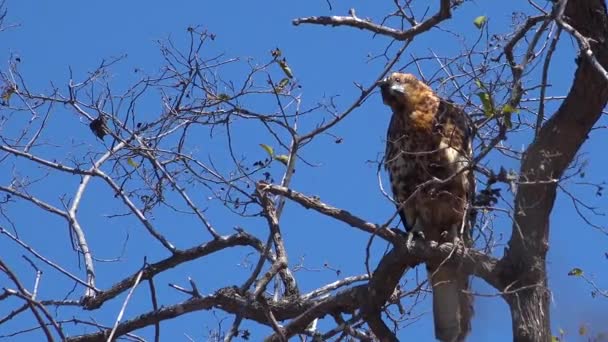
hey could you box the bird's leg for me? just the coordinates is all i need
[449,223,470,259]
[450,224,460,244]
[440,224,462,248]
[406,220,425,248]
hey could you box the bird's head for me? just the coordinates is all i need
[378,72,431,112]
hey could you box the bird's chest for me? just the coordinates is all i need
[386,130,441,183]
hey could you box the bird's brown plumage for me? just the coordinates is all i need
[380,72,474,342]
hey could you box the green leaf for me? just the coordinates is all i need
[274,154,289,166]
[259,144,274,157]
[274,78,290,93]
[568,267,583,276]
[502,104,518,114]
[475,79,496,117]
[127,157,139,168]
[579,324,587,336]
[477,92,494,117]
[551,337,559,342]
[473,15,487,29]
[216,93,230,101]
[504,113,513,129]
[502,104,517,129]
[278,59,294,79]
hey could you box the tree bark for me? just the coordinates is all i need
[501,1,608,341]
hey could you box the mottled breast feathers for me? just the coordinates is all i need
[380,72,474,239]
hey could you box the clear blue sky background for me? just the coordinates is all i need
[1,1,607,341]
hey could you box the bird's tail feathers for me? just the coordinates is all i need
[429,263,472,342]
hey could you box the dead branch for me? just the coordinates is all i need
[293,0,451,42]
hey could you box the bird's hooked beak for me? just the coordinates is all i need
[378,77,405,96]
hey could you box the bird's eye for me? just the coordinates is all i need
[394,78,401,83]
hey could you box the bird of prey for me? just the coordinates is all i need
[379,72,475,342]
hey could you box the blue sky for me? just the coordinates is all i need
[1,1,607,341]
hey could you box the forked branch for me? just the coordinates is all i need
[293,0,451,41]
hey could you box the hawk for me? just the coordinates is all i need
[379,72,474,342]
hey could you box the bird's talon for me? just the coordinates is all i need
[406,230,425,248]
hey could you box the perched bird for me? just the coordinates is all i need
[379,72,475,342]
[89,116,110,140]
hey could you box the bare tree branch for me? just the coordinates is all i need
[293,0,452,42]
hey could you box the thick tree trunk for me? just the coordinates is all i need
[501,1,608,341]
